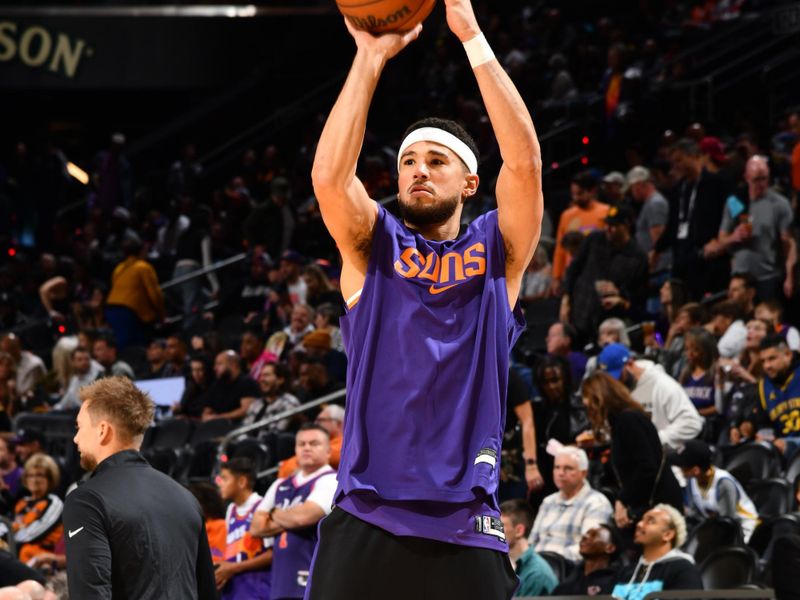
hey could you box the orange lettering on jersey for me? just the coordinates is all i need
[440,252,465,283]
[464,243,486,276]
[418,252,441,282]
[394,247,425,278]
[279,531,288,549]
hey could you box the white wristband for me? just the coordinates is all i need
[463,33,495,69]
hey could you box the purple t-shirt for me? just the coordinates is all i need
[2,466,22,496]
[336,206,525,552]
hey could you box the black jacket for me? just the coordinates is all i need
[63,450,217,599]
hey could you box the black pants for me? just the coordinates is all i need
[306,508,519,600]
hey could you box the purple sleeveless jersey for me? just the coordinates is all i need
[221,499,271,600]
[336,205,525,552]
[272,470,336,599]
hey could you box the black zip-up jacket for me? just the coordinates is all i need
[63,450,217,599]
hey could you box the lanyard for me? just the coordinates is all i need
[678,172,702,223]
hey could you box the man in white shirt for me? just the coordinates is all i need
[251,424,337,600]
[709,300,747,359]
[529,446,613,562]
[53,346,103,410]
[0,334,45,397]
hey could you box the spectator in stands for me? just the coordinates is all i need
[105,238,165,349]
[499,499,557,598]
[294,360,342,404]
[627,166,670,271]
[584,317,631,380]
[552,525,619,596]
[611,505,702,598]
[175,354,213,419]
[214,458,272,599]
[756,300,800,351]
[519,246,551,303]
[0,354,18,431]
[283,304,315,347]
[550,171,610,295]
[302,264,339,308]
[12,453,63,563]
[278,405,344,478]
[710,300,747,359]
[600,172,626,206]
[11,430,44,467]
[53,346,102,411]
[243,177,294,260]
[658,301,707,379]
[671,439,758,542]
[313,304,344,353]
[240,329,277,381]
[243,362,299,429]
[92,335,134,379]
[598,343,704,449]
[528,446,613,561]
[172,206,218,331]
[279,251,308,306]
[301,331,346,386]
[717,156,796,301]
[720,318,774,386]
[545,321,588,383]
[582,372,684,532]
[163,335,190,378]
[743,335,800,457]
[561,205,649,344]
[655,138,730,299]
[727,273,757,321]
[679,328,721,417]
[0,437,22,515]
[251,424,337,600]
[142,339,168,379]
[0,335,44,399]
[187,481,227,564]
[201,351,260,422]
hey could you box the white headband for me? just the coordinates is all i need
[397,127,478,175]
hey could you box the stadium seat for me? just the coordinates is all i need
[784,452,800,484]
[748,513,800,564]
[225,437,273,473]
[538,551,576,582]
[771,533,800,598]
[183,441,221,482]
[682,516,743,564]
[118,344,147,375]
[276,432,297,462]
[747,478,794,519]
[142,447,181,478]
[190,418,235,445]
[149,418,194,450]
[722,442,781,485]
[698,545,759,589]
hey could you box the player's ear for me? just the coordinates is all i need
[463,174,479,199]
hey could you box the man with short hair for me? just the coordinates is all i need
[546,321,588,383]
[627,166,670,270]
[163,335,190,378]
[716,155,796,301]
[552,525,619,596]
[215,457,272,599]
[277,405,344,478]
[671,439,758,542]
[92,336,134,380]
[709,299,747,359]
[64,377,216,599]
[202,350,260,422]
[0,334,45,398]
[598,343,703,449]
[499,498,557,598]
[283,304,315,347]
[53,347,103,410]
[727,273,757,321]
[141,339,168,379]
[612,505,702,599]
[279,250,308,306]
[528,446,613,561]
[240,329,277,381]
[251,424,337,600]
[242,362,300,430]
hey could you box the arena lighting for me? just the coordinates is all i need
[582,136,590,145]
[66,161,89,185]
[7,248,15,257]
[551,161,559,170]
[581,156,589,165]
[58,325,66,334]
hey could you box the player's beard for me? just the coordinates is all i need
[398,192,460,227]
[79,449,98,472]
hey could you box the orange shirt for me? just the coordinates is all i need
[551,201,610,281]
[106,257,165,323]
[277,434,342,479]
[205,518,227,563]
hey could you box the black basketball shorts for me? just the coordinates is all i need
[305,508,519,600]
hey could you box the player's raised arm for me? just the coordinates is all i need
[311,20,422,277]
[444,0,543,306]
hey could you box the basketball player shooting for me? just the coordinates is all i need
[306,0,543,597]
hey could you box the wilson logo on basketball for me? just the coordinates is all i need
[347,6,411,31]
[393,242,486,295]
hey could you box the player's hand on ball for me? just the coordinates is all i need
[344,18,422,61]
[444,0,481,42]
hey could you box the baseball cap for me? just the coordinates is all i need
[670,439,712,470]
[699,136,727,164]
[280,250,305,265]
[604,204,635,226]
[602,171,626,186]
[597,343,631,380]
[626,166,651,186]
[13,429,46,446]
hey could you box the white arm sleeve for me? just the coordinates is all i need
[305,474,338,516]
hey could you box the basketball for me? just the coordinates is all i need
[337,0,436,34]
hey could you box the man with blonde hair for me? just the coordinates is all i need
[64,377,216,599]
[612,504,702,598]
